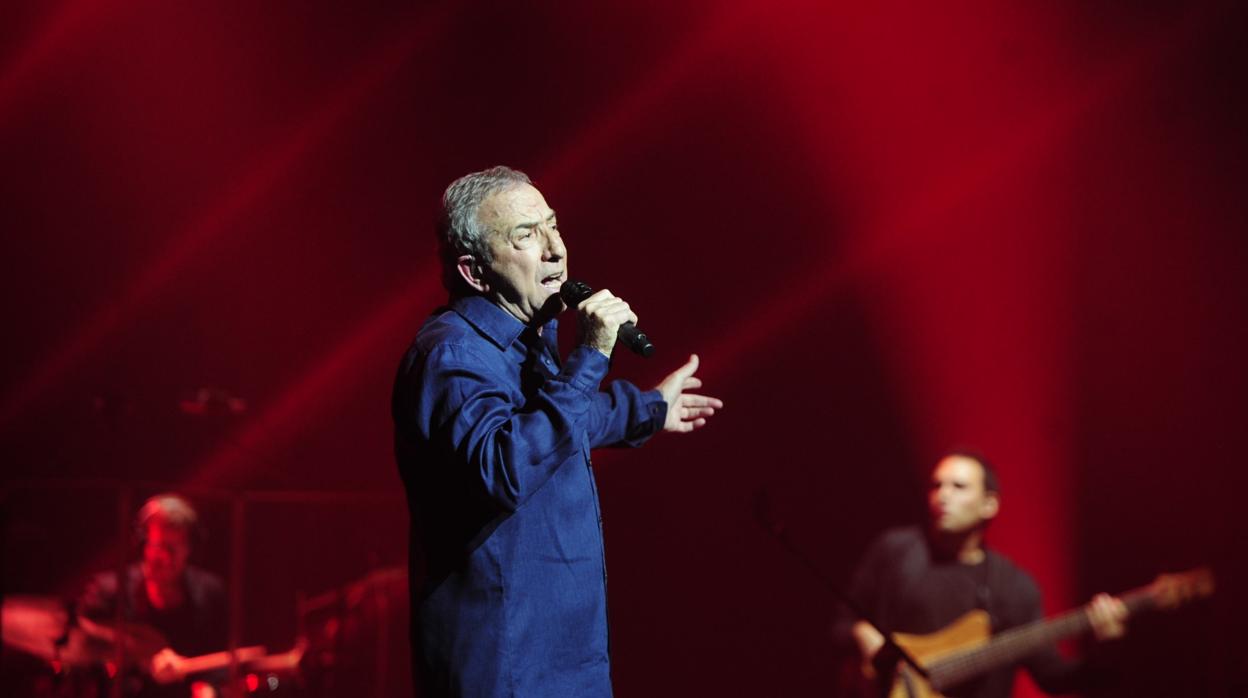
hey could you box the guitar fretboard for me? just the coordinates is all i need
[926,588,1154,690]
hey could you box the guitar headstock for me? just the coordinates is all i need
[1147,568,1215,610]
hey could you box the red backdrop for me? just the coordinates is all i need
[2,2,1245,696]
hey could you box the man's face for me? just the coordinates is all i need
[141,521,190,586]
[472,184,567,324]
[927,455,998,535]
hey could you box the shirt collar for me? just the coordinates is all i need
[450,294,558,352]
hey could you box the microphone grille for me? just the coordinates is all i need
[559,279,594,305]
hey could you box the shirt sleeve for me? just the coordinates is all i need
[831,532,892,651]
[585,377,667,449]
[410,342,620,512]
[189,569,229,653]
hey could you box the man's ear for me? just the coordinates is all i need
[981,492,1000,521]
[457,254,488,293]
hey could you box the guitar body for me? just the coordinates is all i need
[855,567,1212,698]
[882,610,991,698]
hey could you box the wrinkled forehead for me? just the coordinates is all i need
[478,183,554,231]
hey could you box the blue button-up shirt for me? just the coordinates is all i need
[393,295,666,697]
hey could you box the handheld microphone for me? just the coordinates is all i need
[560,279,656,358]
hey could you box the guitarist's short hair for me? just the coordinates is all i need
[942,449,1001,495]
[135,492,205,547]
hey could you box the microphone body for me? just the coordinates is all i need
[560,279,656,358]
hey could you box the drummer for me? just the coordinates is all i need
[77,493,227,697]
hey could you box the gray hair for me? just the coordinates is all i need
[437,165,533,295]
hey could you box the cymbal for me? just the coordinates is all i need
[54,626,116,667]
[1,595,69,662]
[300,565,407,616]
[2,596,173,669]
[75,615,168,661]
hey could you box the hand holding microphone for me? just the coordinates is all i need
[560,279,720,432]
[560,280,656,358]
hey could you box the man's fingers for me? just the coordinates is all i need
[579,288,616,309]
[658,354,700,386]
[583,297,632,317]
[671,353,699,380]
[1088,593,1127,640]
[671,417,706,433]
[681,394,723,409]
[1093,593,1126,618]
[657,355,722,434]
[578,292,642,356]
[580,291,630,314]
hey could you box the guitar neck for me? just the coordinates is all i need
[927,586,1154,690]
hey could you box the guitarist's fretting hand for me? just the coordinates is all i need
[851,593,1127,668]
[1087,592,1129,640]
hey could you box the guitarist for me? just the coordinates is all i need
[833,452,1129,698]
[78,493,229,697]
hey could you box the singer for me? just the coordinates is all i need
[392,165,722,697]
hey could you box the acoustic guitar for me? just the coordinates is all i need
[867,568,1214,698]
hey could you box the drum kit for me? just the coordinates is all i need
[1,567,409,698]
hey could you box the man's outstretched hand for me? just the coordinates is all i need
[655,354,723,433]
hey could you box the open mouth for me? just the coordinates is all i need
[541,271,564,290]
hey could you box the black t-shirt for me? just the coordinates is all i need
[834,527,1086,698]
[78,564,228,696]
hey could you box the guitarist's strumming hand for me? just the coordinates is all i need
[150,647,190,684]
[850,620,887,678]
[1087,592,1129,641]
